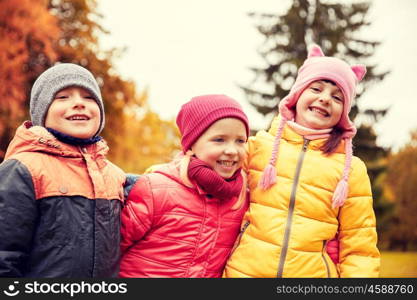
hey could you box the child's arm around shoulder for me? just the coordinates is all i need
[123,173,140,199]
[121,174,154,253]
[0,159,37,277]
[337,156,380,277]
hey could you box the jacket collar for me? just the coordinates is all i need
[5,121,109,159]
[267,115,345,153]
[151,158,210,197]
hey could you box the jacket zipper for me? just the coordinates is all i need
[322,241,331,277]
[230,220,250,256]
[80,146,96,277]
[92,199,96,277]
[277,139,309,278]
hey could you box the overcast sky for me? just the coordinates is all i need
[98,0,417,151]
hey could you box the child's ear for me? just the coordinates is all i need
[308,44,325,58]
[351,64,367,81]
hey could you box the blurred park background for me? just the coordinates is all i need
[1,0,416,277]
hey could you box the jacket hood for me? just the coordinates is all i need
[5,121,109,160]
[268,115,346,154]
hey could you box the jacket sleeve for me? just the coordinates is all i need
[338,158,380,277]
[120,175,154,254]
[0,159,37,277]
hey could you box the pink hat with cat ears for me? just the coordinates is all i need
[259,44,367,208]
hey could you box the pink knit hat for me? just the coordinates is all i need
[259,45,366,208]
[176,94,250,152]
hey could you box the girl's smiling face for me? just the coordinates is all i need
[295,80,344,130]
[191,118,247,179]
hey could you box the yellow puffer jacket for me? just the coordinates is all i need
[224,117,380,278]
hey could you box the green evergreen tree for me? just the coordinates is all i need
[243,0,392,245]
[243,0,388,119]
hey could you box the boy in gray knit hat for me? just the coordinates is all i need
[0,63,126,277]
[30,63,105,136]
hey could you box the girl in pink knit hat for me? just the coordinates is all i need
[223,45,380,278]
[119,94,250,277]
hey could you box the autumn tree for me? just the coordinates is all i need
[117,91,180,173]
[0,0,59,159]
[48,0,180,171]
[0,0,179,171]
[383,130,417,251]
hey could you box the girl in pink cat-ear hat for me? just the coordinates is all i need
[223,45,380,278]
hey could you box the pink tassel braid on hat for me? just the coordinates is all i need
[259,45,366,208]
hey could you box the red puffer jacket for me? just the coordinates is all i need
[119,161,248,278]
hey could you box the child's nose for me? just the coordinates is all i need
[224,144,238,155]
[72,95,86,107]
[319,92,332,104]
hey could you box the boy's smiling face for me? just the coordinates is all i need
[44,86,101,139]
[191,118,247,179]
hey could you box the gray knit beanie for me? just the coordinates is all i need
[30,63,105,136]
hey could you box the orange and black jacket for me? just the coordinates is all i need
[0,122,126,277]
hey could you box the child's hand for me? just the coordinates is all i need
[326,235,339,264]
[124,173,140,198]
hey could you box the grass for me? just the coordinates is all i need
[380,251,417,277]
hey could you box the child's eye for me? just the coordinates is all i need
[213,138,224,142]
[333,95,343,102]
[310,87,321,92]
[236,139,246,144]
[55,95,68,99]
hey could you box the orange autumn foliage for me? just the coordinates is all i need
[0,0,59,157]
[0,0,180,171]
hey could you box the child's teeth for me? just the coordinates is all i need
[312,108,327,116]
